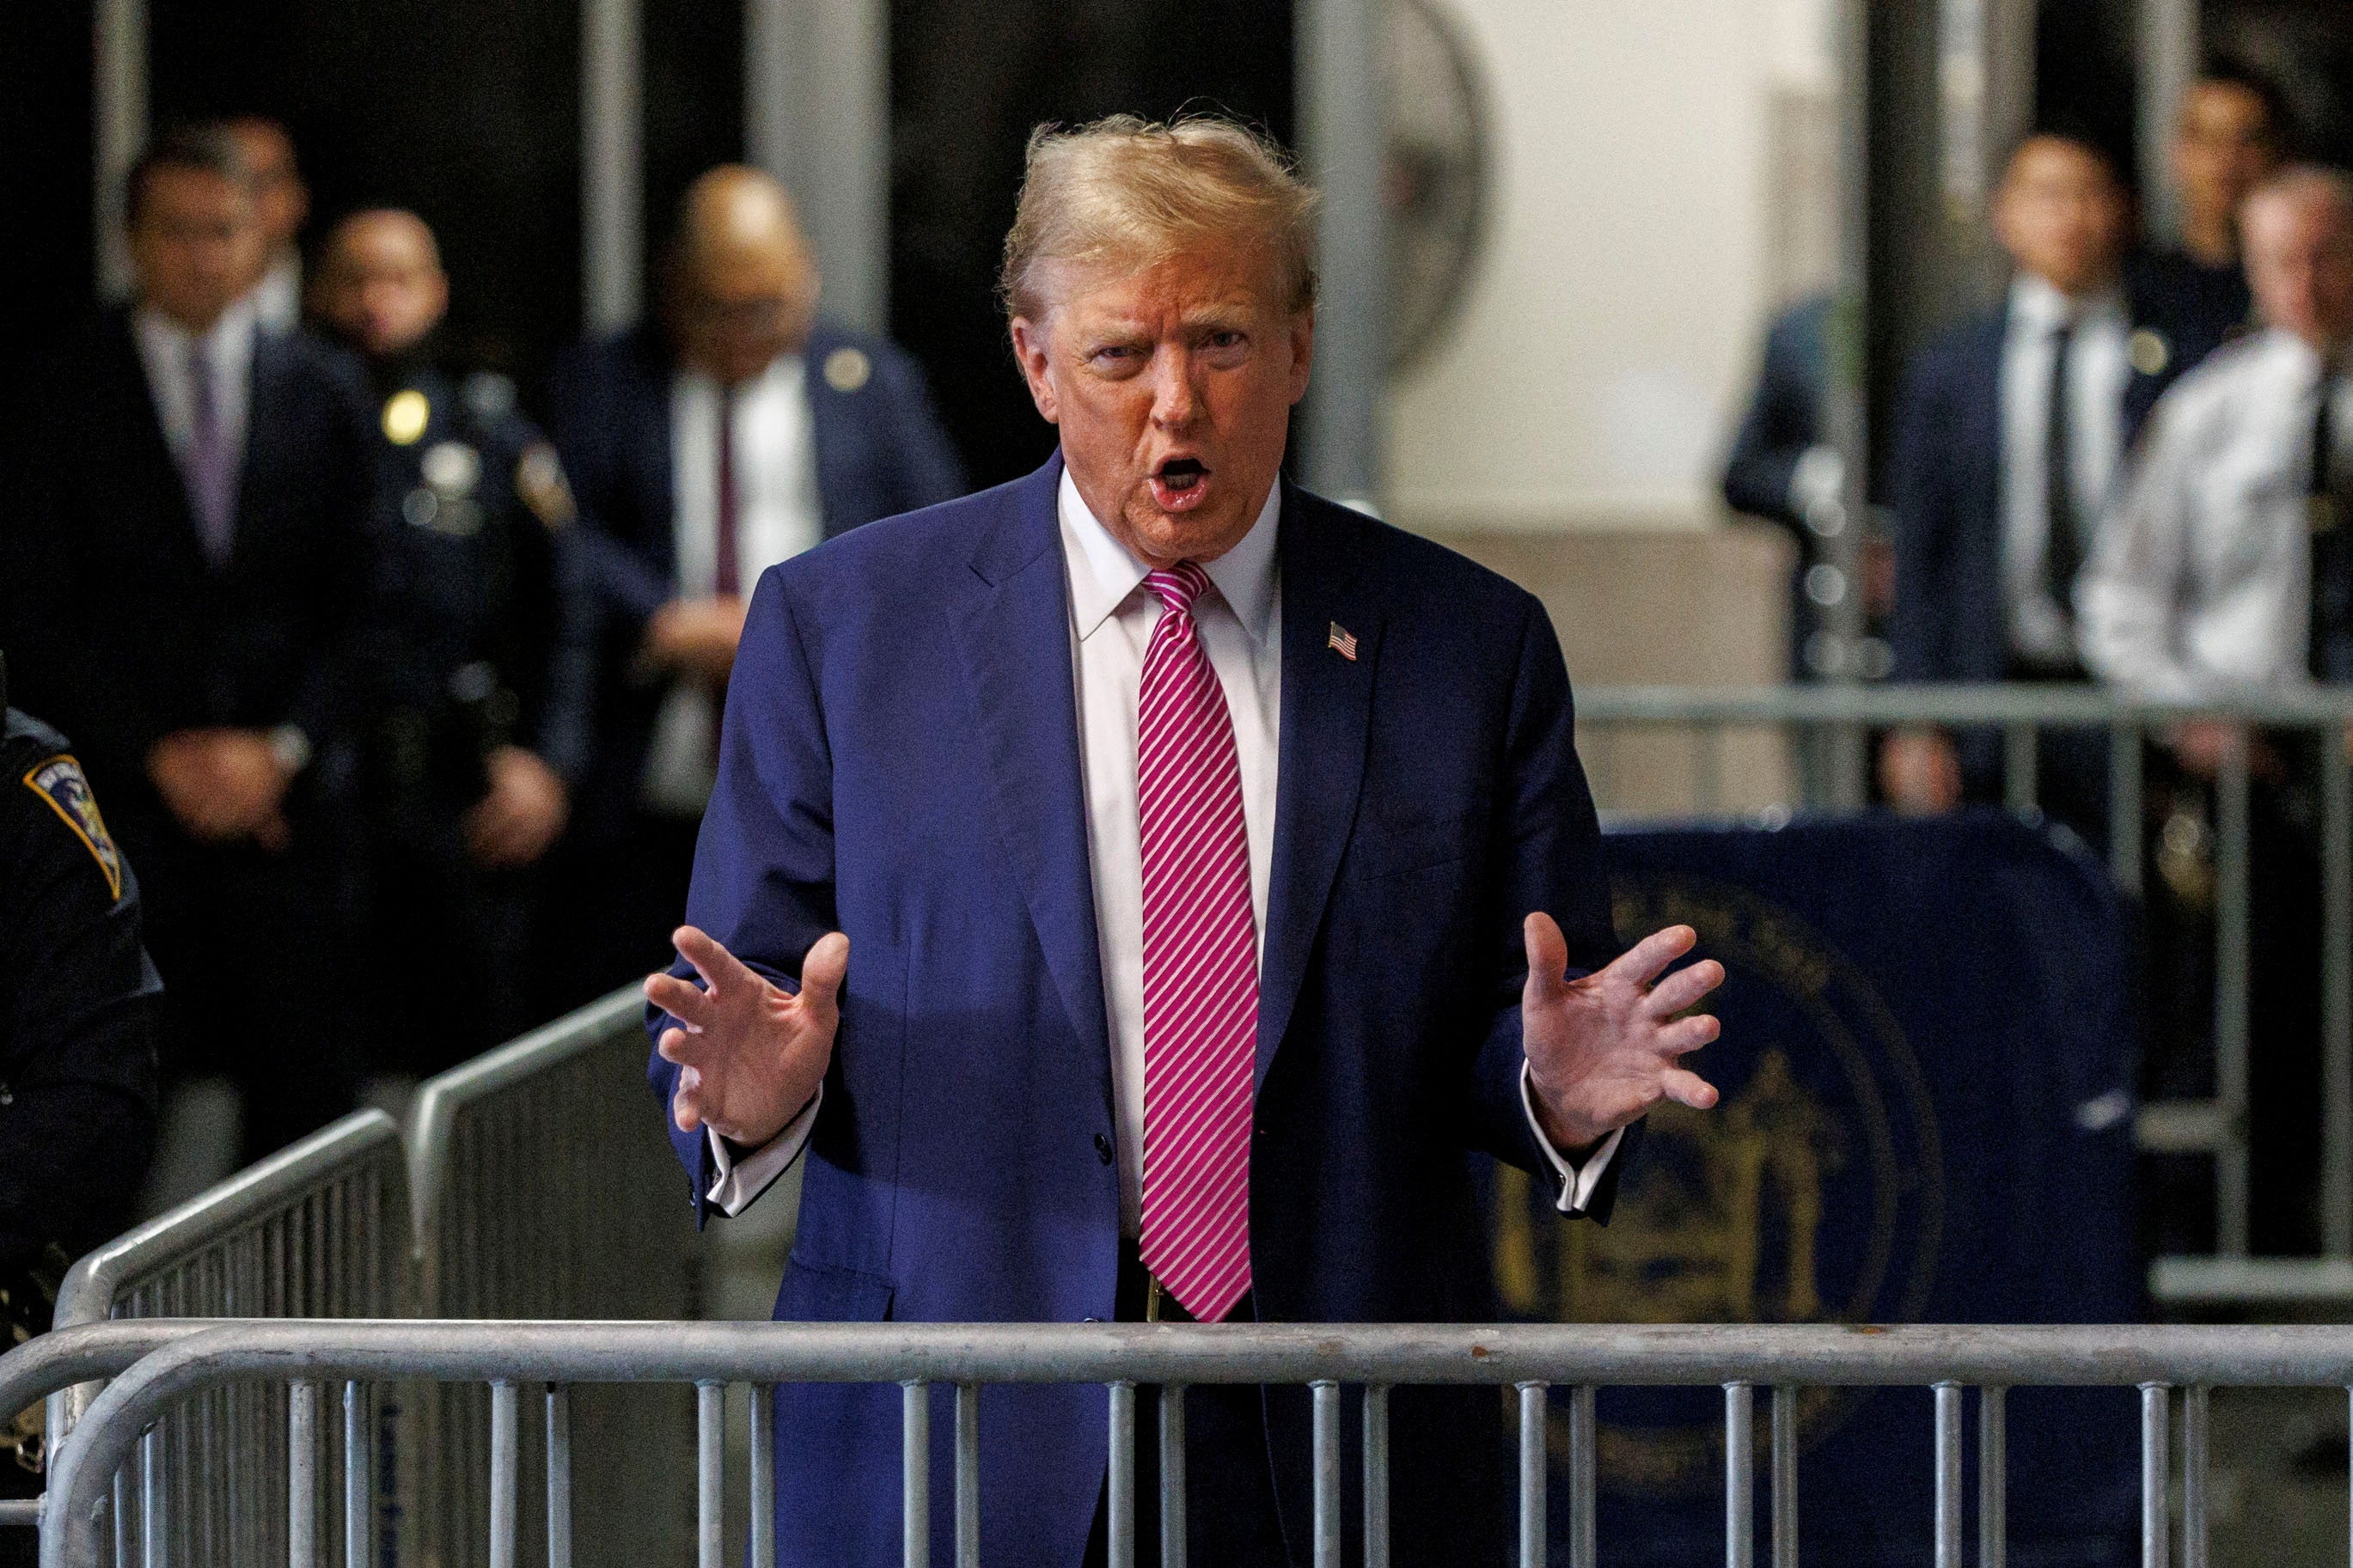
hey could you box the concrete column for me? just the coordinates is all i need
[2138,0,2199,246]
[745,0,890,334]
[94,0,148,300]
[1297,0,1386,510]
[583,0,645,332]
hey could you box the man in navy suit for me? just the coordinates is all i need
[643,117,1720,1567]
[1882,130,2179,834]
[547,167,965,1004]
[14,125,376,1162]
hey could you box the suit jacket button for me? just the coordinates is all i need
[1093,1133,1115,1165]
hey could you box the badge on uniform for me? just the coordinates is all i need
[823,346,872,394]
[2129,328,2171,379]
[383,388,431,447]
[21,755,123,900]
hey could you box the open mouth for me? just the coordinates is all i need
[1151,457,1210,512]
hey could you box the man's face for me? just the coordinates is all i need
[675,243,817,387]
[130,168,262,333]
[2172,83,2280,238]
[2246,192,2353,351]
[1009,247,1313,567]
[1994,138,2130,297]
[227,120,309,252]
[314,217,449,361]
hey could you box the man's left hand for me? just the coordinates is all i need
[1521,913,1723,1154]
[465,747,571,868]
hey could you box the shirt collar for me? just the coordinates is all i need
[2008,272,2124,334]
[134,296,258,366]
[1057,466,1281,645]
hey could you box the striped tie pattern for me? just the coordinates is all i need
[1136,561,1257,1323]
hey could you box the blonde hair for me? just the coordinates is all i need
[999,114,1319,321]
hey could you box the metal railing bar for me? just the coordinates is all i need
[956,1382,981,1568]
[1770,1384,1796,1568]
[750,1385,775,1568]
[0,1501,35,1528]
[697,1381,723,1568]
[1105,1380,1133,1568]
[1569,1384,1596,1568]
[1576,684,2353,728]
[290,1379,318,1568]
[1519,1382,1547,1568]
[1933,1382,1960,1568]
[1979,1384,2006,1568]
[1314,1379,1342,1568]
[343,1382,366,1568]
[141,1425,161,1568]
[1725,1382,1753,1568]
[547,1384,573,1568]
[1360,1383,1386,1568]
[2110,723,2143,894]
[2003,726,2038,816]
[489,1379,517,1568]
[2182,1384,2207,1568]
[2215,736,2253,1260]
[1162,1383,1188,1568]
[2141,1384,2169,1568]
[111,1465,125,1568]
[2325,736,2353,1260]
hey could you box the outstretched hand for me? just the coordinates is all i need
[1521,913,1723,1153]
[646,926,848,1148]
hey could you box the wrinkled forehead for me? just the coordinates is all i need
[1030,241,1288,330]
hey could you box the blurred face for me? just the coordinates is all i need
[2171,82,2280,241]
[1994,137,2130,297]
[2246,191,2353,351]
[675,241,817,387]
[314,214,449,361]
[1009,245,1312,568]
[227,120,309,251]
[130,167,262,333]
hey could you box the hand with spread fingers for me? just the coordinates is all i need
[1521,914,1724,1153]
[646,926,848,1148]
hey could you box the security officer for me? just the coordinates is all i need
[310,210,593,1065]
[0,653,162,1545]
[2127,70,2288,382]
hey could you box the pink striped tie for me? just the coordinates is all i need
[1136,561,1257,1324]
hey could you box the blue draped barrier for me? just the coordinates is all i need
[1490,809,2141,1565]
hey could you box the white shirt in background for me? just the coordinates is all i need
[131,296,258,490]
[251,251,303,336]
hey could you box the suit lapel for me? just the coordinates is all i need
[1256,486,1381,1087]
[108,313,210,576]
[945,457,1112,1071]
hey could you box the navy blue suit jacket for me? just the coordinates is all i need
[545,321,967,839]
[646,456,1629,1566]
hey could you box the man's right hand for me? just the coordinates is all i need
[643,595,749,685]
[1878,728,1962,815]
[647,926,847,1149]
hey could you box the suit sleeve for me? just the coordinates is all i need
[1720,312,1817,533]
[645,568,838,1223]
[1464,593,1641,1223]
[872,345,968,515]
[1888,351,1956,683]
[547,350,675,634]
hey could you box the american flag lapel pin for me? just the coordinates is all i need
[1327,621,1358,661]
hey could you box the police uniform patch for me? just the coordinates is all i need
[22,755,123,900]
[823,346,872,394]
[2129,328,2171,378]
[516,442,576,530]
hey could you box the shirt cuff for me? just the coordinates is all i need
[702,1086,822,1217]
[1519,1063,1625,1215]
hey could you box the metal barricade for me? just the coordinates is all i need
[406,988,698,1568]
[33,1317,2353,1568]
[1577,682,2353,1308]
[40,1112,410,1568]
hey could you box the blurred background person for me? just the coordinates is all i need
[543,165,965,1004]
[2079,165,2353,1254]
[11,123,376,1174]
[0,652,160,1557]
[223,116,310,336]
[2130,70,2289,379]
[311,209,593,1069]
[1880,131,2170,838]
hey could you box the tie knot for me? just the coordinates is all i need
[1145,561,1213,616]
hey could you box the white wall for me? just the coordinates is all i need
[1387,0,1836,531]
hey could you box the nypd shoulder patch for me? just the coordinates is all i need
[23,755,124,900]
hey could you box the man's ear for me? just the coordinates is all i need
[1008,315,1060,424]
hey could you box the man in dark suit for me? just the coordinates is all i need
[547,166,965,1004]
[15,125,375,1162]
[2127,70,2287,379]
[1882,130,2174,835]
[641,116,1720,1567]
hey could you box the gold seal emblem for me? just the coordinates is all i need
[382,388,431,446]
[2129,328,2170,378]
[823,346,872,394]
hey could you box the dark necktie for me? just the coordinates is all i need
[2043,320,2083,609]
[2310,369,2350,680]
[184,341,235,564]
[713,386,740,598]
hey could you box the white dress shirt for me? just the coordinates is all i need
[642,355,826,815]
[131,298,258,496]
[705,467,1620,1220]
[2080,328,2352,695]
[2000,275,2132,665]
[250,251,303,336]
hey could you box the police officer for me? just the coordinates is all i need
[310,210,592,1065]
[0,653,162,1545]
[2128,70,2288,381]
